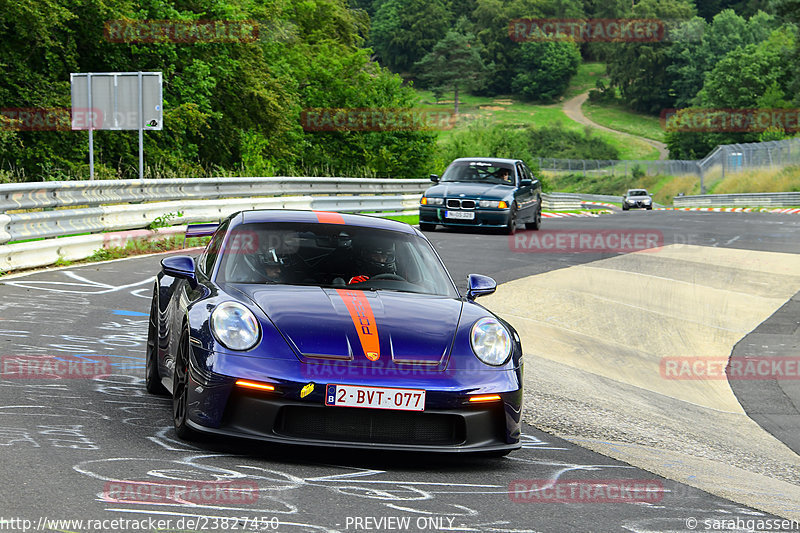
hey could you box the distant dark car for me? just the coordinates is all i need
[622,189,653,210]
[419,158,543,234]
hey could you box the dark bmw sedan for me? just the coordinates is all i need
[419,157,543,234]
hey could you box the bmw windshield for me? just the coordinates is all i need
[441,161,514,184]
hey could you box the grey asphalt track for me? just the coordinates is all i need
[1,210,799,532]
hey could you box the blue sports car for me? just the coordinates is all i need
[146,210,523,454]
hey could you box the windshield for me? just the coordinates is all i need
[441,161,515,184]
[628,190,649,196]
[215,222,458,297]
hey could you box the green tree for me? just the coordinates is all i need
[414,28,487,113]
[510,40,580,102]
[605,0,696,114]
[370,0,452,73]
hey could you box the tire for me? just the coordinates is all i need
[173,329,198,440]
[646,205,653,210]
[622,205,629,211]
[504,207,517,235]
[419,222,436,231]
[145,289,168,395]
[525,207,542,230]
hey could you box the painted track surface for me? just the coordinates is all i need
[1,211,799,532]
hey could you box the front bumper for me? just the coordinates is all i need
[184,349,523,453]
[419,206,512,228]
[624,200,652,209]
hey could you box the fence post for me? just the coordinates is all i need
[583,160,586,177]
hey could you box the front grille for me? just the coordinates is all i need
[445,199,475,209]
[275,406,465,445]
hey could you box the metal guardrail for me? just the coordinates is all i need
[0,177,429,212]
[0,193,422,244]
[674,192,800,208]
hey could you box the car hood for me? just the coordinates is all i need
[426,182,514,200]
[625,196,651,200]
[233,285,463,368]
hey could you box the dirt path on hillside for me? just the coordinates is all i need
[563,92,669,160]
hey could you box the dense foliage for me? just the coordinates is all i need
[2,0,798,182]
[0,0,435,181]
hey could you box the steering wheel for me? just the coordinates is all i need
[370,273,405,281]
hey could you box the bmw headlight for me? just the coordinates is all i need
[470,317,512,366]
[211,302,260,351]
[478,200,509,208]
[428,197,444,205]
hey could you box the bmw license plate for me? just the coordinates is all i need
[445,210,475,220]
[325,384,425,411]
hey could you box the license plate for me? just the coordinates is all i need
[325,384,425,411]
[445,210,475,220]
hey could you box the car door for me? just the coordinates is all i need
[523,163,542,214]
[514,162,535,221]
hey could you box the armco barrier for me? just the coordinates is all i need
[674,192,800,208]
[0,177,429,212]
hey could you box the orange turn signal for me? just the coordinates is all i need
[468,394,502,403]
[420,197,428,205]
[235,379,276,392]
[498,201,508,209]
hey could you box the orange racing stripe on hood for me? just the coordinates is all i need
[335,289,380,361]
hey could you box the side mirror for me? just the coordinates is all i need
[430,174,440,183]
[466,274,496,301]
[520,178,532,187]
[161,255,197,288]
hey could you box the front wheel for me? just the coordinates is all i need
[173,329,198,440]
[646,205,653,210]
[504,207,517,235]
[145,289,168,395]
[419,222,436,231]
[525,207,542,230]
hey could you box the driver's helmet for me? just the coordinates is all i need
[357,238,396,275]
[257,246,286,282]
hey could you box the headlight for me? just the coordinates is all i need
[479,200,509,208]
[421,197,444,205]
[643,198,652,203]
[470,317,512,366]
[211,302,260,351]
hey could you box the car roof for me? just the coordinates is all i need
[627,189,648,192]
[450,157,522,165]
[233,209,417,234]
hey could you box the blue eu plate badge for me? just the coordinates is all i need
[326,385,336,405]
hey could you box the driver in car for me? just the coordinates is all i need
[349,240,399,284]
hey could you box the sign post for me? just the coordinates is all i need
[70,72,163,180]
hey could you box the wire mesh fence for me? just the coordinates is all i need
[536,138,800,192]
